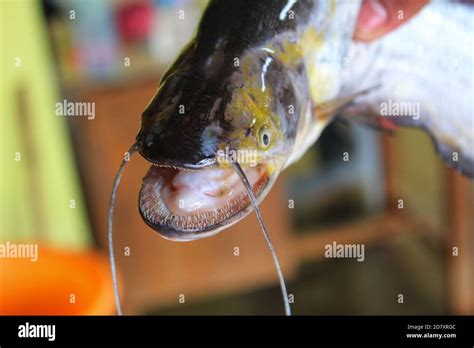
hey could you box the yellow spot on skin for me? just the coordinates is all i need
[221,2,340,171]
[267,25,330,103]
[301,28,328,102]
[330,0,336,16]
[225,54,281,161]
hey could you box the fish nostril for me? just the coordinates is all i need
[142,132,156,146]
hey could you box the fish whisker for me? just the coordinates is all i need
[232,161,291,316]
[108,142,140,315]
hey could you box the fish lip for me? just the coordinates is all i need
[138,163,271,241]
[139,153,218,170]
[138,206,250,241]
[136,138,218,169]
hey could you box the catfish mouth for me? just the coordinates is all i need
[139,163,270,241]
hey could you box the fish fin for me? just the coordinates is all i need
[314,85,381,123]
[428,132,474,178]
[340,102,474,178]
[338,103,398,134]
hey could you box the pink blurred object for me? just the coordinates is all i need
[117,1,154,42]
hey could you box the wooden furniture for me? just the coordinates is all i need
[68,78,473,314]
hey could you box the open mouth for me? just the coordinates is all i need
[139,163,270,241]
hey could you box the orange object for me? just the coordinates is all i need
[0,246,117,315]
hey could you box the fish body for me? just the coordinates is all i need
[137,0,473,241]
[342,0,474,177]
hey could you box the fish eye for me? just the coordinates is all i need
[258,126,271,149]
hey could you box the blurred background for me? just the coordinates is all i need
[0,0,473,315]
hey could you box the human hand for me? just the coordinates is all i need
[354,0,430,42]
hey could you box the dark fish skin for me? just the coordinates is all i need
[136,0,316,169]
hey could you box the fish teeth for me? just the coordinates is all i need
[151,163,197,172]
[140,170,268,233]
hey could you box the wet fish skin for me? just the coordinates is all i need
[136,0,317,169]
[136,0,363,238]
[343,0,474,177]
[137,0,473,239]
